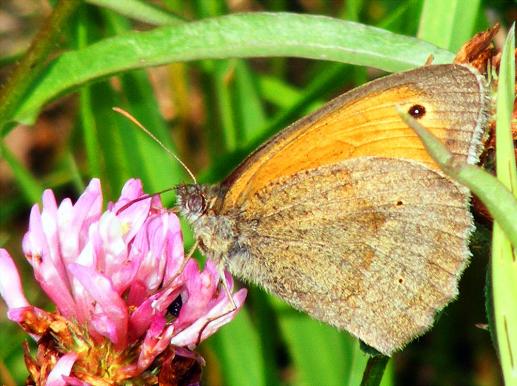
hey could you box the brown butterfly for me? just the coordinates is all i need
[176,63,488,356]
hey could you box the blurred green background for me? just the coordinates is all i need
[0,1,515,385]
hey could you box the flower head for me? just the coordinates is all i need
[0,178,247,385]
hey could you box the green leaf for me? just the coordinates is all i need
[206,307,267,386]
[0,0,81,134]
[398,113,517,250]
[491,23,517,386]
[418,0,482,51]
[233,61,267,146]
[0,144,43,204]
[273,298,368,386]
[86,0,184,25]
[9,13,454,128]
[213,60,239,152]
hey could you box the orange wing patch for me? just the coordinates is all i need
[221,64,486,211]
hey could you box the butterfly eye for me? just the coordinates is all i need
[187,192,206,214]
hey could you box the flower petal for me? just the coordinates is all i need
[170,287,247,347]
[174,260,219,329]
[40,189,62,270]
[2,177,248,382]
[58,179,103,265]
[68,263,128,348]
[128,286,181,342]
[0,249,29,309]
[60,377,90,386]
[163,214,184,285]
[45,352,78,386]
[109,179,152,243]
[137,315,175,371]
[24,202,77,317]
[94,212,134,293]
[23,204,50,266]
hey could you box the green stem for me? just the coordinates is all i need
[0,0,81,131]
[360,355,389,386]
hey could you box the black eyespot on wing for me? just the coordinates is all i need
[408,104,426,119]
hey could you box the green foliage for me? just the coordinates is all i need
[0,1,513,385]
[491,24,517,386]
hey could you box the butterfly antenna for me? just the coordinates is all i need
[112,107,197,184]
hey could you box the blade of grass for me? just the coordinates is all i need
[273,298,359,386]
[193,0,227,19]
[0,0,80,133]
[492,24,517,386]
[398,113,517,249]
[380,360,394,386]
[0,144,43,204]
[214,60,239,152]
[418,0,481,51]
[0,324,27,385]
[197,62,224,167]
[233,61,267,146]
[79,86,101,178]
[0,51,25,67]
[378,1,417,32]
[90,82,131,196]
[86,0,184,25]
[75,8,101,179]
[116,69,187,191]
[258,75,322,110]
[64,151,85,192]
[241,289,282,386]
[344,340,370,386]
[8,13,455,129]
[0,197,25,226]
[340,0,364,21]
[104,10,187,192]
[494,28,517,192]
[206,307,267,386]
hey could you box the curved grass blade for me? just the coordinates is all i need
[9,13,454,128]
[398,113,517,249]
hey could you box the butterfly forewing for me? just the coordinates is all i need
[222,64,486,210]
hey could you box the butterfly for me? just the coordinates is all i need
[176,63,488,355]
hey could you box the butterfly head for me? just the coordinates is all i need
[175,183,237,264]
[175,184,210,223]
